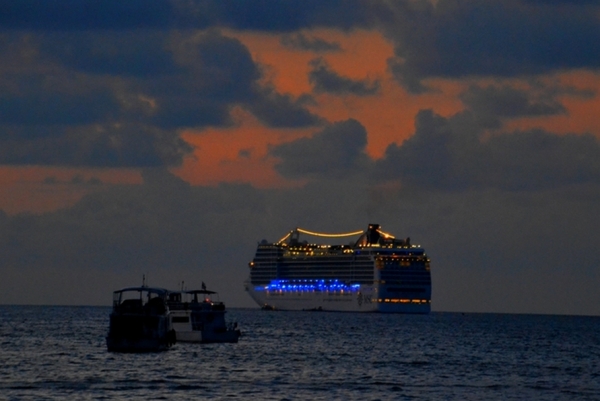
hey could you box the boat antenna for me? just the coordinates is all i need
[142,274,146,287]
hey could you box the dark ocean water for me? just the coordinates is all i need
[0,306,599,400]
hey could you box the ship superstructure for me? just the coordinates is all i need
[244,224,431,313]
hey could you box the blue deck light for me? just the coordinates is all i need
[259,279,361,293]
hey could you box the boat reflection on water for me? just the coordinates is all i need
[167,288,241,343]
[106,287,176,352]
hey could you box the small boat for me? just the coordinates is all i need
[167,287,241,343]
[106,286,176,352]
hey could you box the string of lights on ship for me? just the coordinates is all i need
[260,279,429,304]
[252,227,431,304]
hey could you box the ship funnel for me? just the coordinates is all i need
[354,224,382,246]
[366,224,381,244]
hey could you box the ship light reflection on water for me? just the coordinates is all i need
[257,279,361,293]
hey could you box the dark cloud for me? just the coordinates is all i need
[150,31,320,128]
[459,84,567,126]
[0,88,120,128]
[169,30,260,101]
[375,110,464,188]
[37,30,262,127]
[309,58,380,96]
[41,32,181,77]
[270,119,370,179]
[0,0,372,32]
[0,28,322,167]
[280,33,341,52]
[0,124,193,167]
[0,0,174,31]
[182,0,373,32]
[375,109,600,191]
[383,0,600,92]
[245,87,323,128]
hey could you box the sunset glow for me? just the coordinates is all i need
[0,0,599,316]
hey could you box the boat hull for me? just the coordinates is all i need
[174,329,241,343]
[174,330,204,343]
[106,313,175,352]
[245,283,430,314]
[170,308,241,343]
[106,336,171,353]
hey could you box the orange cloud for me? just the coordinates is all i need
[5,29,597,216]
[232,29,465,158]
[173,107,315,187]
[503,71,600,137]
[171,29,469,188]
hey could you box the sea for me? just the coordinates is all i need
[0,306,598,400]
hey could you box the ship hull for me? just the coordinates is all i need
[245,283,430,314]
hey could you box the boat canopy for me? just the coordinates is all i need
[112,287,169,296]
[186,289,216,295]
[112,287,169,306]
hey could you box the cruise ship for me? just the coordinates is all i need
[244,224,432,313]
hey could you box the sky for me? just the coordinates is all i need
[1,0,599,315]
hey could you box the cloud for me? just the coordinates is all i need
[280,33,342,52]
[0,0,599,316]
[309,58,380,96]
[40,31,181,78]
[245,87,323,128]
[187,0,373,32]
[0,123,193,167]
[0,170,275,305]
[1,164,599,315]
[0,0,373,32]
[382,0,600,92]
[270,119,370,180]
[374,109,600,191]
[0,0,175,30]
[458,83,567,127]
[0,89,120,128]
[0,28,322,167]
